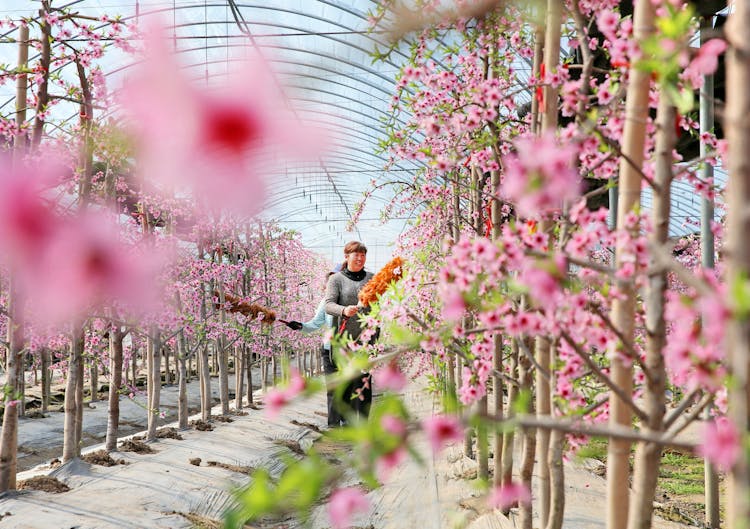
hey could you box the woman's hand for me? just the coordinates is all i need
[343,305,359,317]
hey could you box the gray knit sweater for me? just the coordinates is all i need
[324,270,374,340]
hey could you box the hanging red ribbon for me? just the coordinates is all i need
[536,63,546,111]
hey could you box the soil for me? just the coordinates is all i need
[81,449,127,467]
[155,427,183,440]
[653,500,705,527]
[272,438,305,456]
[189,458,202,466]
[191,419,214,431]
[290,420,322,433]
[17,475,70,493]
[174,511,222,529]
[205,460,255,474]
[213,415,234,423]
[118,439,155,454]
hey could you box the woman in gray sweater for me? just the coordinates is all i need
[324,240,374,424]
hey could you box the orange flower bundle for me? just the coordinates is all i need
[215,291,276,324]
[358,256,405,308]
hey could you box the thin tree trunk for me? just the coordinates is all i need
[30,2,51,150]
[199,344,211,421]
[177,340,188,429]
[217,285,230,415]
[462,358,474,459]
[105,326,124,451]
[606,3,655,528]
[546,430,565,529]
[174,291,189,429]
[519,337,536,528]
[131,346,137,387]
[199,285,212,421]
[146,330,161,441]
[501,339,518,485]
[626,90,673,529]
[63,324,83,461]
[0,280,24,491]
[535,332,552,525]
[163,345,171,386]
[41,347,50,413]
[261,357,268,394]
[75,342,84,456]
[90,360,99,402]
[477,397,489,480]
[537,0,563,524]
[146,331,154,431]
[724,5,750,527]
[246,351,254,406]
[271,355,278,387]
[235,346,244,410]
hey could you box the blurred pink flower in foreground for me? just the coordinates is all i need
[121,20,321,217]
[376,446,407,482]
[422,414,464,454]
[487,481,532,510]
[0,157,59,264]
[372,361,407,391]
[690,38,727,76]
[0,156,170,326]
[500,132,581,218]
[23,212,170,325]
[328,487,369,529]
[697,417,742,472]
[264,369,306,419]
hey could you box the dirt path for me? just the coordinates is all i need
[2,377,696,528]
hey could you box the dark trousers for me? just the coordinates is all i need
[321,346,372,426]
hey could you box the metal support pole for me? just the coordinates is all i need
[700,14,720,529]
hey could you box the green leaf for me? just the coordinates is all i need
[731,272,750,319]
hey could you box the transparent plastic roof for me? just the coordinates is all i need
[0,1,714,267]
[1,0,421,268]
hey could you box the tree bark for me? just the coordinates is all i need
[724,4,750,526]
[89,360,99,402]
[41,347,50,413]
[217,284,230,415]
[146,329,161,441]
[501,339,518,485]
[235,346,244,411]
[0,279,24,491]
[626,86,674,529]
[174,291,189,429]
[199,285,212,421]
[536,0,562,521]
[63,323,84,461]
[30,2,51,151]
[606,2,656,528]
[105,326,124,451]
[518,336,536,529]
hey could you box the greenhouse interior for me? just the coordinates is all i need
[0,1,746,528]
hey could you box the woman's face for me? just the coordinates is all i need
[345,251,366,273]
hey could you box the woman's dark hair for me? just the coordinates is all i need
[344,240,367,255]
